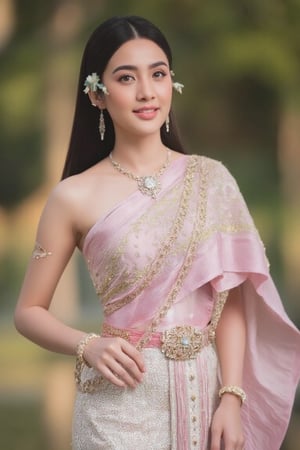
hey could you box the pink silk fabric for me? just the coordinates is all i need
[83,154,300,449]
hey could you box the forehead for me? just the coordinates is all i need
[105,38,169,71]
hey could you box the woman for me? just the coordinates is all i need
[14,16,300,450]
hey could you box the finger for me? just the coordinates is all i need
[102,339,144,382]
[210,429,222,450]
[121,340,146,372]
[106,359,138,388]
[99,365,126,388]
[116,352,144,383]
[95,348,138,388]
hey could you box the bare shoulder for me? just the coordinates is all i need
[48,159,111,211]
[37,175,83,241]
[45,159,122,247]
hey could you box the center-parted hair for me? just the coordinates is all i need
[62,16,185,179]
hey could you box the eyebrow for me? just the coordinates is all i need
[112,61,168,74]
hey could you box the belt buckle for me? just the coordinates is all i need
[161,325,204,360]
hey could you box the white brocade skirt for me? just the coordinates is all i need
[72,345,219,450]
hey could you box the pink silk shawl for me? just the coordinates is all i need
[83,154,300,449]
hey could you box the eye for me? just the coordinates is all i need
[153,70,167,79]
[118,74,135,83]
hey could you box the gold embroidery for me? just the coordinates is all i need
[93,182,183,303]
[90,156,257,318]
[103,155,199,315]
[158,293,229,361]
[90,156,258,309]
[136,156,209,350]
[32,242,52,260]
[101,323,130,340]
[161,325,211,360]
[208,290,229,341]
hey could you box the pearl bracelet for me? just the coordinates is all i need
[218,385,247,404]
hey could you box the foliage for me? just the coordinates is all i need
[0,21,45,208]
[0,398,47,450]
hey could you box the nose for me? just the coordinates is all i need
[136,76,155,101]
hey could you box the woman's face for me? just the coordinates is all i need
[100,38,173,139]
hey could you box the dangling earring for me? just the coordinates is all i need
[99,109,105,141]
[165,115,170,133]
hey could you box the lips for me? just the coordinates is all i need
[133,106,159,120]
[133,106,159,113]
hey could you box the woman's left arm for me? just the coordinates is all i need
[210,286,246,450]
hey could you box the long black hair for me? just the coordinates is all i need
[62,16,185,179]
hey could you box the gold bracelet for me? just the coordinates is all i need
[76,333,100,368]
[75,333,105,392]
[218,385,246,404]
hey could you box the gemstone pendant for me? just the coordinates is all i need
[181,336,190,346]
[137,176,161,198]
[144,176,157,190]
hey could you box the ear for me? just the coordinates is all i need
[87,91,106,109]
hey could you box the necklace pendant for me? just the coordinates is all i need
[138,176,160,198]
[109,150,170,200]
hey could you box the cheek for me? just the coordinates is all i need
[160,87,173,109]
[106,90,131,112]
[158,82,173,100]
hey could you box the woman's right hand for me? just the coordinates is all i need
[83,336,145,388]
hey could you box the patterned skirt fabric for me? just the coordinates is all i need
[72,346,219,450]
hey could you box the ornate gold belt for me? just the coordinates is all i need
[161,325,215,360]
[101,323,215,361]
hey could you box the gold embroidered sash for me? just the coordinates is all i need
[103,155,199,316]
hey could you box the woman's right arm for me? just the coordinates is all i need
[14,181,145,387]
[14,182,87,355]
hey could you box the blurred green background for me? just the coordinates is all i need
[0,0,299,449]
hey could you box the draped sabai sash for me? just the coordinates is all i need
[83,155,252,328]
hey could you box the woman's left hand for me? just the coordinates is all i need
[210,395,245,450]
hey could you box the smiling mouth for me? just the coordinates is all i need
[132,107,160,121]
[133,107,159,113]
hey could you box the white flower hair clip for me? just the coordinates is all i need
[171,70,184,94]
[173,82,184,94]
[83,72,109,95]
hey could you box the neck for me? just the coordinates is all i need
[112,132,168,173]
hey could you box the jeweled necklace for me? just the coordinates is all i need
[109,150,171,199]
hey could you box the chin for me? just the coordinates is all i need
[136,122,164,136]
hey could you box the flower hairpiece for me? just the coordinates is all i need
[173,82,184,94]
[83,72,109,95]
[170,70,184,94]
